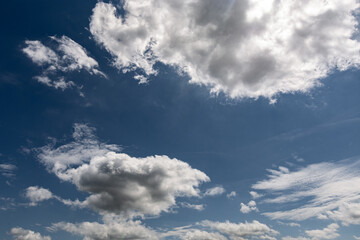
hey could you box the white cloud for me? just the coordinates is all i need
[252,158,360,225]
[249,191,263,199]
[204,186,225,197]
[50,219,157,240]
[201,220,278,240]
[90,0,360,99]
[226,191,236,199]
[354,235,360,240]
[0,163,17,178]
[240,200,258,214]
[36,123,209,217]
[305,223,339,240]
[10,227,51,240]
[22,36,105,91]
[180,202,205,211]
[25,186,53,206]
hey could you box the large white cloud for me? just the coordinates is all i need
[10,227,51,240]
[36,124,209,217]
[22,36,105,91]
[51,218,277,240]
[90,0,360,99]
[252,158,360,225]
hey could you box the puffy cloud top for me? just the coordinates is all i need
[90,0,360,99]
[37,124,209,217]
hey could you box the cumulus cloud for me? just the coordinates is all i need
[282,223,339,240]
[203,186,225,197]
[90,0,360,99]
[22,36,105,91]
[240,200,258,214]
[305,223,339,240]
[252,158,360,225]
[10,227,51,240]
[50,219,157,240]
[0,163,17,178]
[200,220,278,240]
[249,191,263,199]
[25,186,53,206]
[36,123,209,217]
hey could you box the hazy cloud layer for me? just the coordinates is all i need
[90,0,360,99]
[22,36,105,91]
[10,227,51,240]
[252,158,360,225]
[36,124,209,217]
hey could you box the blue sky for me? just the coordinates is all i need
[1,0,360,239]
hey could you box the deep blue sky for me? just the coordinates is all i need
[1,1,360,239]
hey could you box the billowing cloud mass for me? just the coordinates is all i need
[10,227,51,240]
[90,0,360,98]
[25,186,53,206]
[36,124,209,217]
[252,158,360,225]
[22,36,105,91]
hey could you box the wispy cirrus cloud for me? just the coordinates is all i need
[90,0,360,99]
[22,36,105,92]
[252,157,360,225]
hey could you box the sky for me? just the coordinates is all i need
[1,0,360,239]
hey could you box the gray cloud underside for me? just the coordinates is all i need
[36,124,209,217]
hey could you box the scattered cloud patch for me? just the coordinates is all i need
[180,202,205,211]
[204,186,225,197]
[0,163,17,178]
[25,186,53,206]
[36,124,210,217]
[226,191,236,199]
[252,158,360,225]
[10,227,51,240]
[249,191,263,199]
[50,219,157,240]
[240,200,258,214]
[282,223,339,240]
[90,0,360,99]
[22,36,105,92]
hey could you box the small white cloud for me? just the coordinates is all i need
[25,186,53,206]
[180,202,205,211]
[10,227,51,240]
[354,235,360,240]
[226,191,236,199]
[240,200,258,214]
[249,191,263,199]
[204,186,225,197]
